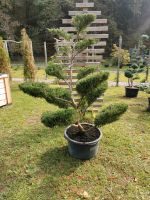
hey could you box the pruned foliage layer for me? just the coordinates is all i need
[46,62,65,80]
[77,66,97,80]
[41,109,75,128]
[19,82,72,108]
[76,72,109,96]
[94,103,128,127]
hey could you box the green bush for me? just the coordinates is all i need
[77,66,97,80]
[19,82,72,108]
[44,87,72,108]
[20,14,128,132]
[72,14,95,33]
[21,29,36,82]
[41,109,75,128]
[94,103,128,127]
[19,82,48,98]
[76,72,109,96]
[75,39,95,53]
[0,37,11,77]
[46,62,65,80]
[86,81,108,105]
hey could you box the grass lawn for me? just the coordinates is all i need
[0,84,150,200]
[11,67,47,80]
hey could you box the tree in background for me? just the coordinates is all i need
[138,34,150,82]
[0,37,11,78]
[21,29,36,82]
[111,44,130,66]
[0,1,19,39]
[0,0,150,56]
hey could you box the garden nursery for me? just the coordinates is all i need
[0,0,150,199]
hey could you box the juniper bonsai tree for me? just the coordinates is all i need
[139,34,150,82]
[20,14,128,133]
[146,87,150,112]
[125,48,145,87]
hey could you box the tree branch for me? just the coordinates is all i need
[54,97,73,106]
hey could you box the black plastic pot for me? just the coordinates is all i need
[64,123,102,160]
[147,98,150,112]
[125,87,139,98]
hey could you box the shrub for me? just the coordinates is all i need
[0,37,11,77]
[19,82,48,98]
[111,44,130,66]
[41,109,75,128]
[19,82,72,108]
[44,87,72,108]
[94,103,128,127]
[77,66,97,80]
[85,81,108,106]
[76,72,109,96]
[124,50,145,87]
[46,62,65,80]
[20,14,128,132]
[21,28,36,82]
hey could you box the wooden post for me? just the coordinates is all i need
[44,42,48,67]
[4,41,9,55]
[116,35,122,87]
[44,42,48,79]
[3,41,11,63]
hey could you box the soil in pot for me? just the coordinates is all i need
[66,124,100,143]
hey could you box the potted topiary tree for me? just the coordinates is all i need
[19,14,128,160]
[124,48,145,98]
[138,83,150,111]
[146,88,150,112]
[138,34,149,82]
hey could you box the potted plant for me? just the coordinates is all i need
[124,48,145,98]
[138,83,150,112]
[146,88,150,112]
[19,14,128,160]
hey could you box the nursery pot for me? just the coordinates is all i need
[64,123,102,160]
[147,97,150,112]
[125,86,139,98]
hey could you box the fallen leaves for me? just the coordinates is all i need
[77,190,90,199]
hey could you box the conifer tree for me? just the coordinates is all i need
[0,37,11,78]
[21,28,36,82]
[20,14,127,131]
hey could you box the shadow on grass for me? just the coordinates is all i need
[39,146,83,176]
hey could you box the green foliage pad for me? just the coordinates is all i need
[95,103,128,127]
[19,82,72,108]
[76,72,109,96]
[41,108,75,128]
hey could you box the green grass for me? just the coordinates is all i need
[0,84,150,200]
[11,67,47,80]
